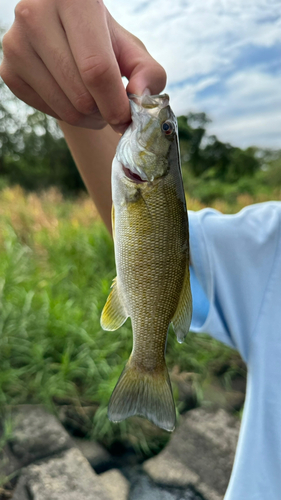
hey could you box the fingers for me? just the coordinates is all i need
[26,3,97,117]
[0,67,60,119]
[1,21,106,129]
[108,15,167,97]
[2,39,83,126]
[58,0,131,131]
[1,0,166,134]
[1,67,106,129]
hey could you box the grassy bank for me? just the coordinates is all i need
[0,186,276,448]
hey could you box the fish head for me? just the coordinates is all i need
[115,93,178,183]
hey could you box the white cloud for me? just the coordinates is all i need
[106,0,281,80]
[105,0,281,147]
[189,70,281,148]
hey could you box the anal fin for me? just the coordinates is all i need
[101,277,128,331]
[172,265,192,343]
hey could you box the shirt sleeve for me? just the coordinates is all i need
[188,202,281,362]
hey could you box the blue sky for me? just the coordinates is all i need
[1,0,281,148]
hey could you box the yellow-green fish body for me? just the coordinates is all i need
[101,94,192,431]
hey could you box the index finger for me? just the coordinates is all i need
[58,0,130,131]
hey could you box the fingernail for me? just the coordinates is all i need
[143,88,151,96]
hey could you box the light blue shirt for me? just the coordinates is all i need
[188,202,281,500]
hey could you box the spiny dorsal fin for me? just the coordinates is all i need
[100,277,128,331]
[108,358,176,432]
[172,264,192,343]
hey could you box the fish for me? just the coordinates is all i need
[100,93,192,432]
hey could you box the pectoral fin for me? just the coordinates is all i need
[101,277,128,331]
[172,265,192,343]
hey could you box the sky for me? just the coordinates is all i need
[1,0,281,149]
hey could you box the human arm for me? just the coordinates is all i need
[59,123,119,233]
[188,203,281,361]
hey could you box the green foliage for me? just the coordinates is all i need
[0,220,120,408]
[5,113,85,192]
[1,27,280,203]
[0,414,15,489]
[177,113,281,203]
[0,78,23,176]
[0,29,274,201]
[0,99,85,193]
[0,189,243,449]
[0,34,85,194]
[260,156,281,187]
[178,113,260,182]
[0,29,278,450]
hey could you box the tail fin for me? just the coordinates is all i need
[108,359,176,432]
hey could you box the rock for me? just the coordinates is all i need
[144,454,200,488]
[129,473,205,500]
[230,374,246,394]
[16,448,113,500]
[9,406,73,466]
[57,404,98,435]
[202,378,245,412]
[73,437,112,471]
[11,476,29,500]
[170,367,198,412]
[1,443,21,478]
[144,408,240,500]
[100,469,130,500]
[185,408,240,452]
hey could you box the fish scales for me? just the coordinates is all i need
[116,176,187,371]
[101,93,192,431]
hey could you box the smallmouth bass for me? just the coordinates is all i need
[101,93,192,432]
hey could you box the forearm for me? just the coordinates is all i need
[60,122,120,233]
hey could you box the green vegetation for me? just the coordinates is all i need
[178,113,281,204]
[1,75,281,204]
[0,30,280,453]
[1,28,281,204]
[0,187,247,451]
[0,414,15,494]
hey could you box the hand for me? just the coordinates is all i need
[0,0,166,133]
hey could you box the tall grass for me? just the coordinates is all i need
[0,186,267,447]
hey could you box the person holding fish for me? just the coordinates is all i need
[1,1,281,499]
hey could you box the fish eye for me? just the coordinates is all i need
[161,121,174,135]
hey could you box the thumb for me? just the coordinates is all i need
[125,54,167,96]
[109,16,167,96]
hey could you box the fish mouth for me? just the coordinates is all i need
[128,93,169,110]
[122,165,148,184]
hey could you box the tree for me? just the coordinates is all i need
[178,113,260,182]
[7,110,85,192]
[0,30,85,193]
[0,31,24,176]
